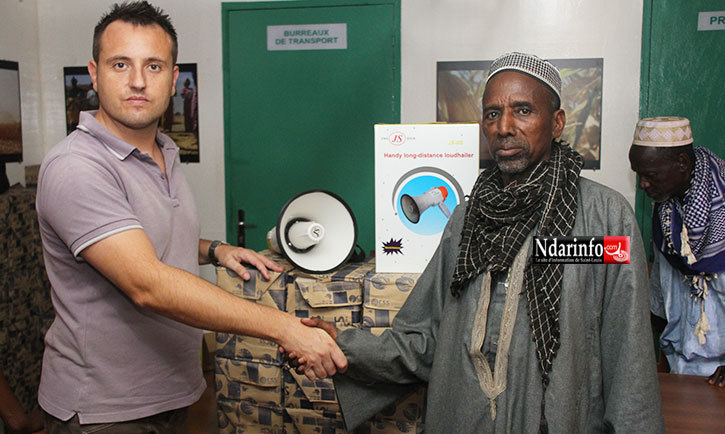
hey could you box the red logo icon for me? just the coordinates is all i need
[389,132,406,145]
[602,236,630,264]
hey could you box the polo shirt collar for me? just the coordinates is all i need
[76,110,179,160]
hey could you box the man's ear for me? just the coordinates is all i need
[677,151,691,173]
[88,60,98,92]
[552,108,566,139]
[480,121,493,159]
[171,65,179,96]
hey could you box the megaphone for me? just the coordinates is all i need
[400,186,452,224]
[267,190,357,274]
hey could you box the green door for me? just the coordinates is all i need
[638,0,725,258]
[222,0,400,251]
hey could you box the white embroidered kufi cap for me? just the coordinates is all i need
[486,52,562,99]
[632,116,694,147]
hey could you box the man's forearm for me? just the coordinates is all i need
[81,228,346,379]
[150,263,292,339]
[86,232,289,339]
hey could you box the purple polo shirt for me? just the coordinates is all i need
[36,111,205,423]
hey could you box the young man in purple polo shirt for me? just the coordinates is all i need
[35,2,347,432]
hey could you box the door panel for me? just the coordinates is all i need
[222,1,400,251]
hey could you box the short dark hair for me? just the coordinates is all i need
[656,143,695,164]
[93,1,178,64]
[540,80,561,113]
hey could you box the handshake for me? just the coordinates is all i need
[278,317,347,381]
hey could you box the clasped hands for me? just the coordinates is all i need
[279,317,344,381]
[212,246,347,381]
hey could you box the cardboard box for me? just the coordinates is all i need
[374,123,478,273]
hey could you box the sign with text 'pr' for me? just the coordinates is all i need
[698,11,725,31]
[267,23,347,51]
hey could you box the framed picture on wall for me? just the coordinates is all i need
[437,58,603,169]
[63,63,200,163]
[164,63,199,163]
[1,60,23,163]
[0,59,22,193]
[64,66,98,134]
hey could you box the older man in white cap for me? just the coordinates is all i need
[295,52,664,433]
[629,117,725,387]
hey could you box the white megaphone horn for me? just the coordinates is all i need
[266,190,357,274]
[399,186,451,224]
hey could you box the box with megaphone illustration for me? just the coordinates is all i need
[375,123,479,273]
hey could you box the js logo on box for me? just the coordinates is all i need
[389,132,406,145]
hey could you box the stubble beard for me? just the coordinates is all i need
[99,96,165,132]
[119,113,162,131]
[492,137,532,174]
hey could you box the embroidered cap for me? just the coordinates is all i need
[486,52,562,99]
[632,116,694,147]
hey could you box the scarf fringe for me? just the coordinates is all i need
[694,304,710,345]
[679,225,697,265]
[692,275,711,344]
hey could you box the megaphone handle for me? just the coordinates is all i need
[438,202,451,218]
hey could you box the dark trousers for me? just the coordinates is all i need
[43,407,188,434]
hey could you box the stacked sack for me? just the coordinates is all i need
[215,253,292,432]
[215,251,425,433]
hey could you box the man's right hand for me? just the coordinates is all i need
[300,317,339,340]
[278,318,346,381]
[280,317,342,377]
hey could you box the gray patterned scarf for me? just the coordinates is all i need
[451,140,583,386]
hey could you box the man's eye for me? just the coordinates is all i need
[113,62,126,69]
[519,108,531,115]
[149,64,160,71]
[485,112,498,120]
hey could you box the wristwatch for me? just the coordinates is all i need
[208,240,225,267]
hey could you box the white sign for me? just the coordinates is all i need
[375,124,479,273]
[698,11,725,31]
[268,23,347,51]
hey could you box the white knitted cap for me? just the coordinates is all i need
[632,117,693,147]
[486,52,562,99]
